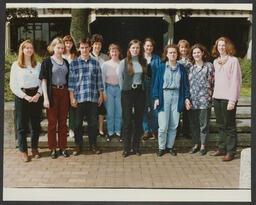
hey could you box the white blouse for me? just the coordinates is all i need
[10,61,42,99]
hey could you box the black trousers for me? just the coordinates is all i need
[74,101,98,147]
[121,88,145,152]
[214,99,237,155]
[15,90,43,152]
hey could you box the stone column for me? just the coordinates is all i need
[5,22,11,53]
[246,16,252,59]
[239,148,251,189]
[4,102,17,148]
[163,15,174,47]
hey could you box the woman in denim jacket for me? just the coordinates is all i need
[153,44,190,157]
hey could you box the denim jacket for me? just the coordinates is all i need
[152,62,189,113]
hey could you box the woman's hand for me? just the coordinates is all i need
[70,98,78,108]
[103,94,108,102]
[24,95,33,103]
[31,93,41,103]
[154,99,159,110]
[185,99,192,110]
[227,103,235,110]
[43,98,50,109]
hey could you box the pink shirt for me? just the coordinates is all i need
[213,56,242,105]
[101,61,120,94]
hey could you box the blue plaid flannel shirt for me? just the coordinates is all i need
[68,56,104,103]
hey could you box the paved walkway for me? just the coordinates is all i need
[3,147,243,189]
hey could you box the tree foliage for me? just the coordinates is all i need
[6,8,38,25]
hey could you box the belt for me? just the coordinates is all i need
[163,88,178,91]
[52,84,66,89]
[131,84,142,89]
[22,87,39,92]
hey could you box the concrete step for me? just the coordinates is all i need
[40,118,251,134]
[20,133,251,149]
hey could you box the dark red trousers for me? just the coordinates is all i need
[46,87,69,150]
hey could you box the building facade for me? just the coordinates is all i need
[5,3,252,58]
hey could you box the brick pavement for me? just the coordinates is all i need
[3,147,243,189]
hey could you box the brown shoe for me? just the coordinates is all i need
[210,151,226,156]
[32,148,41,159]
[142,133,149,140]
[89,145,101,154]
[222,154,235,162]
[152,132,158,139]
[20,152,29,162]
[73,146,81,156]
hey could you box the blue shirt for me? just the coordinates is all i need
[68,56,104,103]
[153,62,189,113]
[163,62,181,90]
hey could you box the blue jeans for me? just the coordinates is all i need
[105,84,122,136]
[158,89,180,150]
[142,78,158,133]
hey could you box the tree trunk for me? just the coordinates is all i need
[70,9,90,46]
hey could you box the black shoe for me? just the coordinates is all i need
[99,131,105,137]
[167,148,177,156]
[50,150,57,159]
[189,147,199,154]
[134,149,141,156]
[157,149,165,157]
[116,134,123,142]
[106,134,114,142]
[60,149,70,158]
[122,151,129,158]
[199,149,207,156]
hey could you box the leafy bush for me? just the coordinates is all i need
[4,53,252,101]
[5,51,44,102]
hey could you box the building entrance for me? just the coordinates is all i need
[90,17,168,57]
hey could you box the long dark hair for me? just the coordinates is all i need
[126,39,146,76]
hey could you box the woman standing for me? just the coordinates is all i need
[101,43,122,142]
[10,39,43,162]
[90,34,108,137]
[62,35,78,138]
[119,39,146,157]
[177,39,191,139]
[141,38,161,140]
[39,37,70,159]
[210,37,242,161]
[153,44,190,157]
[187,44,214,155]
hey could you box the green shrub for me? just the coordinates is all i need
[5,51,44,102]
[4,53,252,101]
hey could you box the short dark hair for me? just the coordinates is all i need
[91,34,104,45]
[161,44,179,62]
[77,37,91,48]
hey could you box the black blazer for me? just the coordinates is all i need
[39,57,69,107]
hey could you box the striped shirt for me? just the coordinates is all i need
[68,56,104,103]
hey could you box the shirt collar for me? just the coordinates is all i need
[166,61,178,71]
[79,55,91,62]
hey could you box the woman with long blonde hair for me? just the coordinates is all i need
[39,37,70,159]
[10,39,43,162]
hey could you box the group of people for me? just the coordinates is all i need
[10,33,242,163]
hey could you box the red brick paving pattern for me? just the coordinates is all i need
[3,148,240,189]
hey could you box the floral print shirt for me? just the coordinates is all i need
[188,62,215,109]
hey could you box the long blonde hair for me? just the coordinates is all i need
[47,37,64,55]
[126,39,146,76]
[17,40,37,68]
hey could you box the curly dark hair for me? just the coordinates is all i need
[189,44,210,64]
